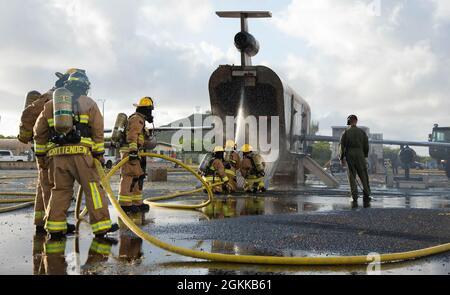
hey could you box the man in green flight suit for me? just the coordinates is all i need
[340,115,371,204]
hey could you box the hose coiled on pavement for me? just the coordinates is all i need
[1,153,449,265]
[98,153,450,266]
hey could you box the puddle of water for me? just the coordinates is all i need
[190,194,450,220]
[1,171,450,275]
[2,198,450,275]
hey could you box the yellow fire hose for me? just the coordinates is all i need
[75,187,88,221]
[0,201,35,213]
[0,192,35,197]
[99,153,450,266]
[1,153,449,265]
[0,192,35,213]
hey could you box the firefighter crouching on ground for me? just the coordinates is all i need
[223,140,240,193]
[240,144,266,193]
[202,146,230,194]
[18,69,80,233]
[118,97,154,214]
[34,71,118,239]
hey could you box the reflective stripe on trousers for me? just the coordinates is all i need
[91,220,112,234]
[245,176,264,185]
[44,240,66,254]
[90,240,112,255]
[119,195,133,203]
[89,182,103,210]
[45,220,67,232]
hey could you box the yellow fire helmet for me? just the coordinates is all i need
[213,146,225,153]
[55,68,86,79]
[241,144,253,153]
[134,96,154,108]
[225,140,236,151]
[66,68,86,75]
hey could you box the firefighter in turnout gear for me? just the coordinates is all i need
[223,140,240,193]
[202,146,230,194]
[18,69,81,232]
[33,70,118,239]
[340,114,371,204]
[118,97,154,214]
[240,144,266,193]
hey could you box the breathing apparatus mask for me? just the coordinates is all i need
[137,106,154,123]
[65,81,89,98]
[64,71,90,98]
[54,69,86,89]
[213,151,224,160]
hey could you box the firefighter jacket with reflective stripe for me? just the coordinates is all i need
[240,153,265,178]
[18,90,53,143]
[121,112,145,153]
[224,151,240,176]
[33,95,105,157]
[205,158,228,180]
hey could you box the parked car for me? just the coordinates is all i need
[0,150,29,162]
[104,155,116,169]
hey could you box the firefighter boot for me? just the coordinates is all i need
[121,205,140,214]
[136,204,150,213]
[95,223,119,238]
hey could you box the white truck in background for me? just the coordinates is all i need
[0,150,29,162]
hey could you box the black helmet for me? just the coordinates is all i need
[64,71,90,96]
[347,114,358,125]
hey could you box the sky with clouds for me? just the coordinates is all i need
[1,0,449,155]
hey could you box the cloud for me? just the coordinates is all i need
[272,0,450,150]
[0,0,232,134]
[1,0,449,158]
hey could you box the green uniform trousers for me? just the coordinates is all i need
[346,148,371,198]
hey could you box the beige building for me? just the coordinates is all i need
[330,126,384,173]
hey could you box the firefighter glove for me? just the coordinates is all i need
[129,151,139,162]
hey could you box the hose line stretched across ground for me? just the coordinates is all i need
[0,192,35,213]
[1,155,449,265]
[98,153,450,266]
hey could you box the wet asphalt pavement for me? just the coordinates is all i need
[0,170,449,275]
[150,207,450,255]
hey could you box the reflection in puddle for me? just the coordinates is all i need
[33,232,145,275]
[118,212,150,227]
[118,233,143,264]
[20,193,450,275]
[198,194,450,220]
[201,198,265,219]
[33,234,68,275]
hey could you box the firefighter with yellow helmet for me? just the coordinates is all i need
[240,144,266,193]
[118,97,154,214]
[201,146,229,194]
[18,68,82,233]
[33,70,118,239]
[223,140,240,193]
